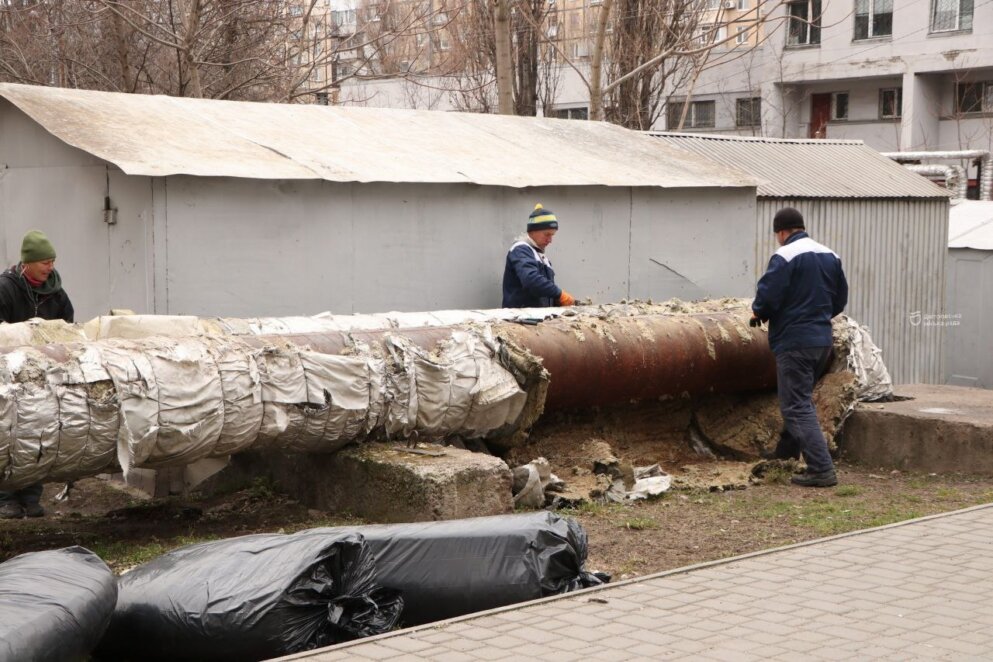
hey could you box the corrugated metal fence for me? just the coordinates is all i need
[755,198,949,384]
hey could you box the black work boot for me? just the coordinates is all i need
[791,469,838,488]
[0,502,24,519]
[23,502,45,518]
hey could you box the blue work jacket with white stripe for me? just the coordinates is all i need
[502,240,562,308]
[752,231,849,354]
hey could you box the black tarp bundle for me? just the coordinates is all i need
[0,546,118,662]
[94,530,402,662]
[317,511,609,626]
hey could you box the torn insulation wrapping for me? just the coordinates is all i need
[0,327,547,490]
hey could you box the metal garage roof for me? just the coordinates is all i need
[650,132,948,199]
[0,83,756,189]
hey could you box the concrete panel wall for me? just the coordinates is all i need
[755,198,948,384]
[160,178,757,317]
[945,247,993,388]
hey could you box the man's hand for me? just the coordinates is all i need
[558,291,576,306]
[749,315,763,328]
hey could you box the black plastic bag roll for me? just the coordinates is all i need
[316,511,608,626]
[95,530,402,662]
[0,546,118,662]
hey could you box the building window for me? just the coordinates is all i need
[879,87,902,118]
[550,106,589,120]
[736,97,761,126]
[332,10,355,29]
[667,100,716,129]
[930,0,973,32]
[737,0,749,9]
[956,81,993,114]
[736,26,748,43]
[438,36,451,51]
[854,0,892,39]
[832,92,849,120]
[697,24,727,45]
[787,0,821,45]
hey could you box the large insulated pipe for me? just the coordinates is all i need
[20,310,776,411]
[903,164,968,199]
[243,311,777,409]
[883,150,992,201]
[253,311,777,409]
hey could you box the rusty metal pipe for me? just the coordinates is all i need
[496,312,776,409]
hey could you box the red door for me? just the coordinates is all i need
[809,93,831,139]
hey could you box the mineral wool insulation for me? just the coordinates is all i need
[0,324,546,491]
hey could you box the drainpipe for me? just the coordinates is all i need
[882,150,992,201]
[903,164,968,199]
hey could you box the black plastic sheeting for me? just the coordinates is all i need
[0,546,118,662]
[317,511,609,626]
[94,530,403,662]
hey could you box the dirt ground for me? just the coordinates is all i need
[2,459,991,578]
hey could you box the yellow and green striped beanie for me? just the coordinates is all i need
[527,203,558,231]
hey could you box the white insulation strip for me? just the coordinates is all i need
[0,327,545,491]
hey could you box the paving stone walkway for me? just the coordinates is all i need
[282,503,993,661]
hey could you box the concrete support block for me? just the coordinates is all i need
[840,384,993,473]
[227,443,513,522]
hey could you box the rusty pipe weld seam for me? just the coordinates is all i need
[493,311,777,409]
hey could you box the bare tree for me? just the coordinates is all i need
[0,0,456,103]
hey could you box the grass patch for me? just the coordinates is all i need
[834,485,861,497]
[88,534,222,573]
[561,500,620,517]
[622,517,659,531]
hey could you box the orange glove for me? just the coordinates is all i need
[558,291,576,306]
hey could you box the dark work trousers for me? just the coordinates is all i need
[772,347,835,473]
[0,484,43,506]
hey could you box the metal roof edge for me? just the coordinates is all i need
[757,195,950,201]
[645,130,866,146]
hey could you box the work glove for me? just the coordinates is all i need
[749,316,763,328]
[558,291,576,307]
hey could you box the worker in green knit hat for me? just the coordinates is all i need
[502,203,576,308]
[0,230,74,519]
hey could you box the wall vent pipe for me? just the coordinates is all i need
[903,164,968,200]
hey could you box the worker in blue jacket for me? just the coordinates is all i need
[751,207,848,488]
[502,204,576,309]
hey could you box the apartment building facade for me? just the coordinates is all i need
[679,0,993,154]
[325,0,991,157]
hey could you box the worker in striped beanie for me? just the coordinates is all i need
[502,203,576,308]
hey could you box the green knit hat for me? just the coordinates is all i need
[21,230,56,263]
[527,203,558,231]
